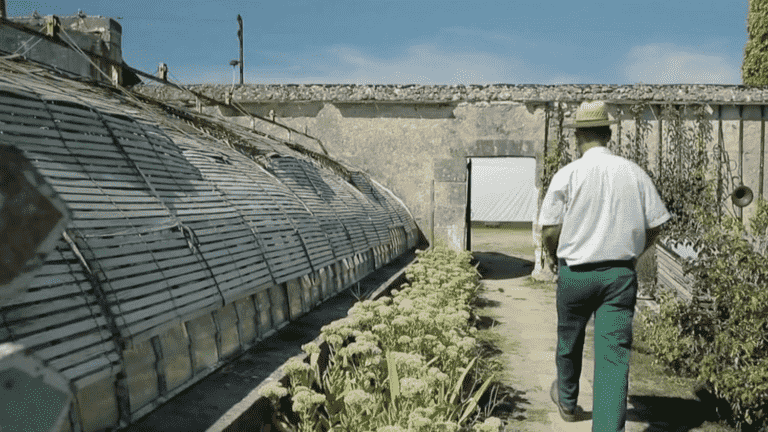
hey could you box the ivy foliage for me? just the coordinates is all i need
[743,0,768,86]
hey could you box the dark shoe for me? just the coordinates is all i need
[550,380,588,422]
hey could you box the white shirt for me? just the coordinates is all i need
[538,146,671,266]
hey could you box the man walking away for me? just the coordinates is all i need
[538,100,670,432]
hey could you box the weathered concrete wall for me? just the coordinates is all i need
[0,14,123,85]
[135,84,768,269]
[237,101,544,251]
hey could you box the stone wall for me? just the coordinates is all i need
[135,84,768,275]
[0,13,123,85]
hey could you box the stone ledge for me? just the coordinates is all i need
[133,83,768,106]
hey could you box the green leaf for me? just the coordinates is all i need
[385,350,400,402]
[450,356,477,405]
[459,373,496,424]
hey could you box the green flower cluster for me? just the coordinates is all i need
[261,246,502,431]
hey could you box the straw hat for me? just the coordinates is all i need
[564,101,617,128]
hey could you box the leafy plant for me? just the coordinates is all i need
[261,247,504,431]
[625,101,768,430]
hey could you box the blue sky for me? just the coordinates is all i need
[8,0,749,85]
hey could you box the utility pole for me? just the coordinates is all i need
[237,14,243,85]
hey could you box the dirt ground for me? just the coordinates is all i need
[470,226,735,432]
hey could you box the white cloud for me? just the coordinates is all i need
[623,43,740,84]
[292,43,523,85]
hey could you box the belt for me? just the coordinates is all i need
[561,259,635,272]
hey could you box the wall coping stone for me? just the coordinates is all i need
[133,83,768,106]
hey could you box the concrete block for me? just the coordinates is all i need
[255,290,273,334]
[333,262,344,292]
[73,376,119,432]
[435,182,467,206]
[285,279,304,320]
[269,285,289,326]
[318,267,330,300]
[157,323,192,392]
[434,158,467,182]
[122,339,159,413]
[471,139,497,156]
[434,205,467,227]
[500,140,537,157]
[300,274,316,310]
[213,303,241,359]
[234,296,257,347]
[185,314,219,374]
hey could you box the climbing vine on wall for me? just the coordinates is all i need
[541,103,573,195]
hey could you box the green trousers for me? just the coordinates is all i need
[555,259,637,432]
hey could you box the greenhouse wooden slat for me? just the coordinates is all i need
[0,133,71,151]
[3,280,93,308]
[0,101,48,118]
[0,123,66,139]
[0,94,49,110]
[196,232,258,250]
[95,246,195,269]
[203,249,262,270]
[173,204,238,214]
[33,159,136,175]
[34,332,114,362]
[2,295,97,323]
[47,343,117,374]
[13,316,109,349]
[28,271,83,289]
[98,250,194,272]
[5,304,105,337]
[60,194,160,205]
[57,129,113,144]
[134,166,201,180]
[48,177,147,190]
[72,209,170,220]
[105,281,212,315]
[82,230,182,248]
[121,144,171,160]
[192,223,251,237]
[175,213,241,224]
[48,111,105,127]
[105,263,203,290]
[204,232,264,249]
[102,260,186,282]
[43,184,135,196]
[59,355,120,386]
[53,120,114,136]
[89,237,187,260]
[43,102,101,118]
[105,268,181,292]
[117,291,177,318]
[0,112,57,128]
[172,194,228,204]
[125,297,218,339]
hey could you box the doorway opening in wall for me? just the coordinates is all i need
[466,157,536,279]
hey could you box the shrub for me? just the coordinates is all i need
[639,210,768,430]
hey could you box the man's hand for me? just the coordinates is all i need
[548,256,558,275]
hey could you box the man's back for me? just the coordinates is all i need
[540,146,670,266]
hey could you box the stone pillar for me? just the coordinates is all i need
[433,158,468,250]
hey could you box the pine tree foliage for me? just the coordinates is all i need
[743,0,768,85]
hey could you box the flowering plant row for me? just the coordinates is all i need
[261,246,503,432]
